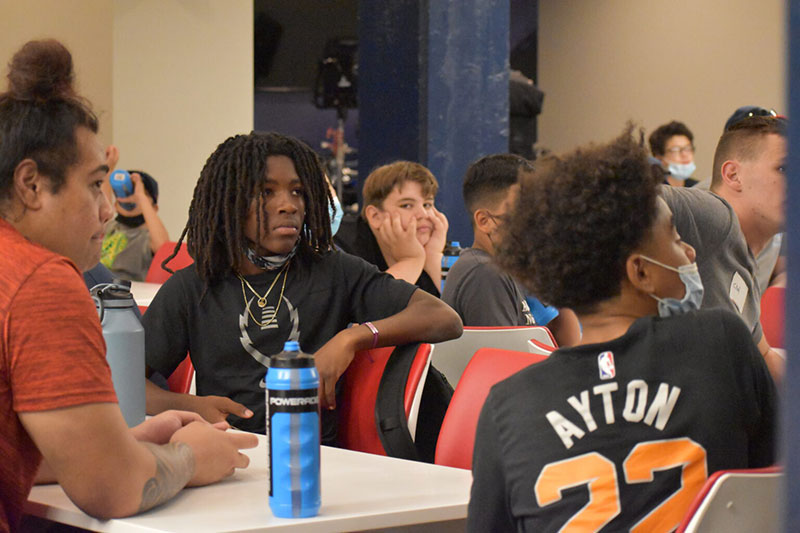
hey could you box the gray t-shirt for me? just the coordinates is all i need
[100,219,153,281]
[755,233,783,293]
[660,186,763,343]
[442,247,535,327]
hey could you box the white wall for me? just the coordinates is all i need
[538,0,786,179]
[112,0,254,239]
[0,0,114,146]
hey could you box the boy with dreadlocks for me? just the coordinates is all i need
[142,131,462,444]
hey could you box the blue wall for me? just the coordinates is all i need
[359,0,510,244]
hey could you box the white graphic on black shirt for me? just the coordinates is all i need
[239,295,301,383]
[260,305,278,330]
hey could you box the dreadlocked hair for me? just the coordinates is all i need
[166,131,333,286]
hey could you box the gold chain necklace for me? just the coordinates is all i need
[238,262,290,328]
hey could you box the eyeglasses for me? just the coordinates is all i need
[665,145,695,155]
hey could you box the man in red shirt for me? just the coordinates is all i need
[0,39,257,532]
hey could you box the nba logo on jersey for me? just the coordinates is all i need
[598,351,615,380]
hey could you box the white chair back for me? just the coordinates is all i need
[432,326,555,387]
[679,469,782,533]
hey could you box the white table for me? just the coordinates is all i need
[25,437,472,532]
[129,281,162,307]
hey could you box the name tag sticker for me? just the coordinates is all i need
[729,271,748,313]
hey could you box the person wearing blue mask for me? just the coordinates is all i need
[649,120,699,187]
[467,125,775,532]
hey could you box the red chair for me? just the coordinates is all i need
[435,347,547,469]
[146,241,193,284]
[676,466,782,532]
[337,343,432,458]
[166,355,195,394]
[760,286,785,348]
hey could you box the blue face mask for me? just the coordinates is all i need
[640,255,704,317]
[329,196,343,236]
[666,161,696,181]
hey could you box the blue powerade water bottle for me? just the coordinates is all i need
[266,341,321,518]
[109,169,136,210]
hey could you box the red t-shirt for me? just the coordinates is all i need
[0,219,117,533]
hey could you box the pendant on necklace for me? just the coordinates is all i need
[257,298,267,308]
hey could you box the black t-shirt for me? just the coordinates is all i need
[143,250,417,440]
[334,213,441,297]
[468,309,776,532]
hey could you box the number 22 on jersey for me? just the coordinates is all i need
[534,437,707,532]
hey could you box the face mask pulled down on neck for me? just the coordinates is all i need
[666,161,696,181]
[639,255,704,317]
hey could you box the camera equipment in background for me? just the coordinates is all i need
[314,38,359,211]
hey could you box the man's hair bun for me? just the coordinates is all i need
[6,39,76,102]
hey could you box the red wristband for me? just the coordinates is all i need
[363,321,379,349]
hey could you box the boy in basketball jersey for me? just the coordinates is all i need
[467,126,776,532]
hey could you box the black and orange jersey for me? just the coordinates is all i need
[467,308,776,532]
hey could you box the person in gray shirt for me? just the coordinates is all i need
[442,154,580,346]
[660,115,786,382]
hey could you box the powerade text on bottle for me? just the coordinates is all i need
[266,341,320,518]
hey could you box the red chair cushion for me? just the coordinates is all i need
[146,242,193,284]
[166,354,194,394]
[337,344,432,457]
[760,286,785,348]
[435,347,547,469]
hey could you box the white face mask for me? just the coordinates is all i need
[667,161,696,181]
[639,255,704,317]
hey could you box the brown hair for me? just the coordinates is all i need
[0,39,98,200]
[360,161,438,218]
[710,116,787,190]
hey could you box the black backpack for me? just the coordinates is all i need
[375,343,454,463]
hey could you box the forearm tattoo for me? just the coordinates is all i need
[138,442,196,512]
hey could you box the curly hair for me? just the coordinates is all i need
[496,124,661,314]
[0,39,98,201]
[167,131,333,286]
[648,121,693,156]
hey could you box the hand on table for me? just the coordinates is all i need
[192,395,254,425]
[131,410,229,444]
[169,421,258,486]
